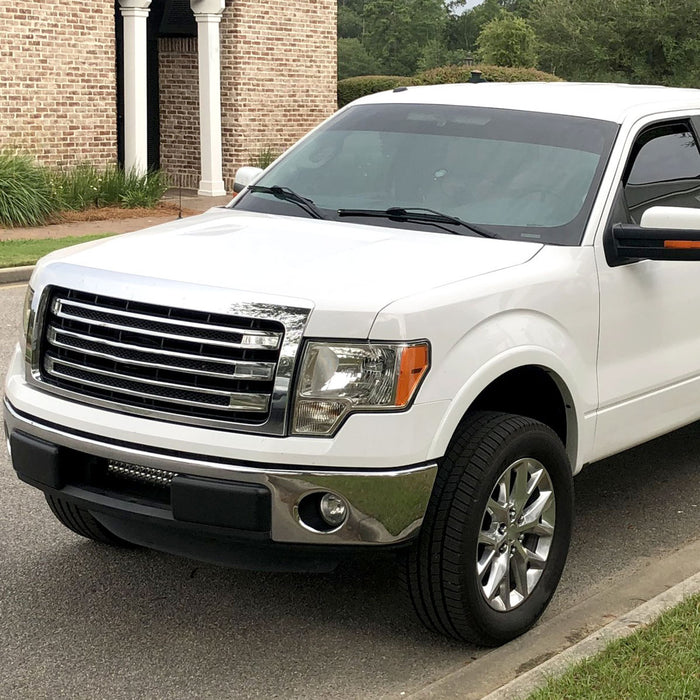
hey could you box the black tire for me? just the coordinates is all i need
[45,495,131,546]
[403,411,573,645]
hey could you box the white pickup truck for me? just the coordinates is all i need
[6,83,700,645]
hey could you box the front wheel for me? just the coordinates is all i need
[403,411,573,645]
[45,495,131,547]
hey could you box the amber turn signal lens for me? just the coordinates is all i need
[664,240,700,249]
[395,344,430,407]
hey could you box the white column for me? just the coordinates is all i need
[191,0,226,196]
[119,0,151,175]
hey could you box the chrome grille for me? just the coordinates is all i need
[39,289,284,425]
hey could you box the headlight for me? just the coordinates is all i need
[21,285,35,360]
[292,341,430,435]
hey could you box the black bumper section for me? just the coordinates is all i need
[9,430,401,572]
[10,430,271,531]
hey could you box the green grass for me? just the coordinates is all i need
[528,593,700,700]
[0,234,116,268]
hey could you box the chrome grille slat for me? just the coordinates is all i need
[45,357,270,412]
[53,297,282,350]
[47,327,275,381]
[53,300,282,351]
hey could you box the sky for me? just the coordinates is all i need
[452,1,485,12]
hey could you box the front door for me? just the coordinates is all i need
[594,116,700,459]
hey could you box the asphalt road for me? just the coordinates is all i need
[1,282,699,699]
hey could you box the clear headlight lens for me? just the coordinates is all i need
[292,341,430,435]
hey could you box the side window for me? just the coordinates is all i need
[623,122,700,223]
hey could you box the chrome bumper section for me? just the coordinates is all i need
[4,399,437,546]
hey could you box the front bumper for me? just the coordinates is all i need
[4,400,437,557]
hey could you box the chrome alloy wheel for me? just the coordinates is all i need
[477,458,556,612]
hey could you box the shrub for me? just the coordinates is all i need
[413,63,562,85]
[115,168,169,208]
[53,165,169,210]
[52,162,102,210]
[0,150,58,227]
[338,75,416,108]
[252,147,281,170]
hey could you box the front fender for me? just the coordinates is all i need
[370,246,600,473]
[427,343,587,472]
[420,307,596,473]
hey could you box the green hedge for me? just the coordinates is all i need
[337,64,562,108]
[337,75,416,108]
[414,63,563,85]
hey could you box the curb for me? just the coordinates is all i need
[404,538,700,700]
[483,570,700,700]
[0,265,33,285]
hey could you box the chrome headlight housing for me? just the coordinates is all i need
[292,340,430,436]
[20,285,35,361]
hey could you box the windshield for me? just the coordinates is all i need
[231,103,618,245]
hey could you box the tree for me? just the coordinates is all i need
[363,0,449,75]
[338,4,364,39]
[528,0,619,79]
[529,0,700,85]
[338,38,381,79]
[417,38,457,72]
[445,0,502,54]
[498,0,535,15]
[477,12,538,67]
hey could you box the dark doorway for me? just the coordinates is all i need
[146,1,164,170]
[115,0,196,171]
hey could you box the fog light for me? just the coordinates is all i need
[319,493,348,527]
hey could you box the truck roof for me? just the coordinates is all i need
[357,82,700,124]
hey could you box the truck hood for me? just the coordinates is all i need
[37,209,543,337]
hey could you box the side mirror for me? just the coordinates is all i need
[640,206,700,230]
[606,206,700,265]
[233,166,263,194]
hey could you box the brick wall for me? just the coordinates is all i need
[0,0,337,190]
[159,37,200,190]
[159,0,337,191]
[0,0,117,168]
[221,0,337,189]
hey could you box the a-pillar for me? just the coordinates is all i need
[191,0,227,196]
[118,0,151,175]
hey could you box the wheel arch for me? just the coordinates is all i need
[427,351,584,472]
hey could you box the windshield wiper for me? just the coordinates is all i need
[336,206,499,239]
[248,185,325,220]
